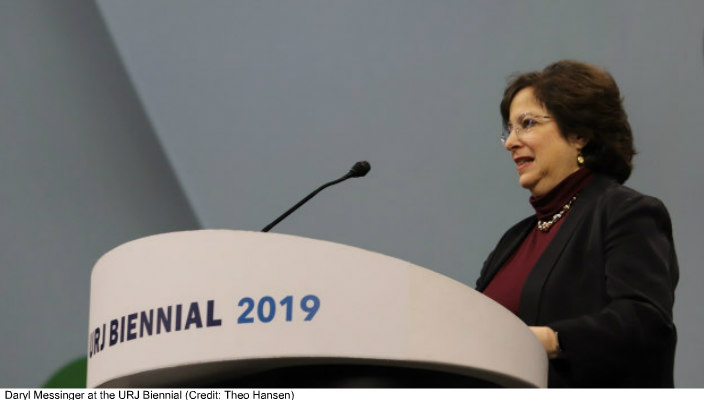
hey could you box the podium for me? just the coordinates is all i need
[86,230,547,387]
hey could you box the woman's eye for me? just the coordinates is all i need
[520,118,537,129]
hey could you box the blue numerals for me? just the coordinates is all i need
[237,294,320,324]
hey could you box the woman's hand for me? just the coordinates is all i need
[529,326,561,359]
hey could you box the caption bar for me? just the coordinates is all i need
[5,390,292,400]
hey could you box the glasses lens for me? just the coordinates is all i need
[500,126,510,144]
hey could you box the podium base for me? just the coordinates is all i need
[187,364,502,388]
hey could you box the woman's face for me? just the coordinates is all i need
[505,87,585,196]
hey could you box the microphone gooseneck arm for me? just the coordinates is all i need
[261,161,370,232]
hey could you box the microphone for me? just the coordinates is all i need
[261,161,371,232]
[346,160,371,178]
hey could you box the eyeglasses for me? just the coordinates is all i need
[500,113,552,144]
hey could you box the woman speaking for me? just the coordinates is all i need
[476,60,679,387]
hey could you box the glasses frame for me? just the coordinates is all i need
[500,113,552,145]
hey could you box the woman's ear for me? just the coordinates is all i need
[570,134,588,151]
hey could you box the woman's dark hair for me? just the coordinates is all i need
[500,60,635,183]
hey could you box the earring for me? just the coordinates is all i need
[577,151,585,166]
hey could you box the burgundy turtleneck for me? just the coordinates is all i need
[483,167,594,315]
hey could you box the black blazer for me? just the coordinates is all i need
[476,175,679,388]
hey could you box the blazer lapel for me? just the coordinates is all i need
[518,175,609,324]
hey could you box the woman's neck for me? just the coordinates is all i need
[530,168,594,219]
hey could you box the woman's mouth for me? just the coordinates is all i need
[514,157,534,171]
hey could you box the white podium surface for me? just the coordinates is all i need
[87,230,547,387]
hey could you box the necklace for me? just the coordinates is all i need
[537,196,576,232]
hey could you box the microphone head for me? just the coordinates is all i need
[348,161,371,177]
